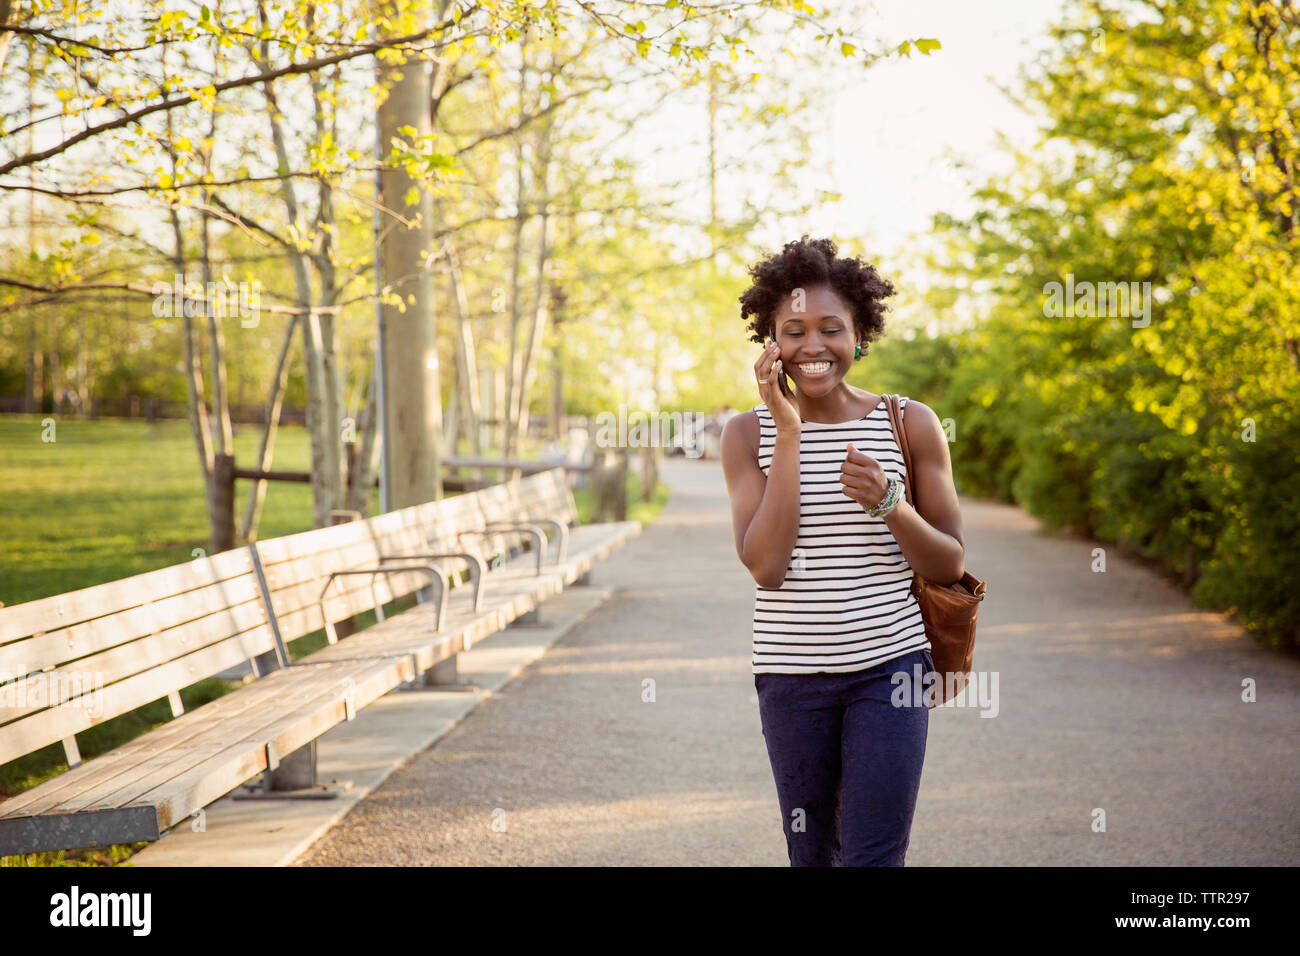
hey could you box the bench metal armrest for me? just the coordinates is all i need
[518,517,567,564]
[378,551,486,614]
[318,564,448,642]
[464,523,548,574]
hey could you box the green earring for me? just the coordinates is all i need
[854,344,862,358]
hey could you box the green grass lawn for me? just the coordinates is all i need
[0,415,344,605]
[0,414,667,866]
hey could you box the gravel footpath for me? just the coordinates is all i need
[295,457,1300,866]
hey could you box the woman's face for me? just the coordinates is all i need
[771,285,857,394]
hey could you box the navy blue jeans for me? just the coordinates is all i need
[754,646,932,867]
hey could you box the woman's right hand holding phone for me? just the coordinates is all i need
[755,338,801,434]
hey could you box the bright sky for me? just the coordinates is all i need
[816,0,1067,253]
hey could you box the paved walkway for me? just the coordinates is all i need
[295,456,1300,866]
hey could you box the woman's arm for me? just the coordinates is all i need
[721,412,802,589]
[881,400,966,585]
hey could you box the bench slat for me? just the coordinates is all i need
[0,566,264,679]
[0,595,268,726]
[0,664,328,818]
[0,624,276,766]
[0,549,255,646]
[58,665,350,813]
[130,658,412,833]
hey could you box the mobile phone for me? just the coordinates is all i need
[770,335,790,394]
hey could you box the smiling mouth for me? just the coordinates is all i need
[796,361,833,376]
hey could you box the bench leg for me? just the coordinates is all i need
[267,740,317,790]
[234,740,352,800]
[424,655,459,686]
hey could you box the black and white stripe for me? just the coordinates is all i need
[752,396,930,674]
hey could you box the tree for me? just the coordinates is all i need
[910,0,1300,649]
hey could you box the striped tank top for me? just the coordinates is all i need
[752,395,930,675]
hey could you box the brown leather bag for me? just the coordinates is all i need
[883,394,987,708]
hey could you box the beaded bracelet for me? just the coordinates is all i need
[865,476,902,518]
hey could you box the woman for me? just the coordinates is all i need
[720,235,967,866]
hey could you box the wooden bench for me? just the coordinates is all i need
[0,469,640,855]
[274,468,640,691]
[507,467,634,589]
[0,548,411,855]
[230,493,564,790]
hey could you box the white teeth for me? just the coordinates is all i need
[798,361,831,373]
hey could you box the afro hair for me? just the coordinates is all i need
[738,234,897,360]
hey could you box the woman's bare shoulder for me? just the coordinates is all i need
[722,409,761,460]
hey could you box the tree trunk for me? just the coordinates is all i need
[25,320,40,414]
[503,144,528,470]
[311,67,347,519]
[300,314,341,527]
[180,305,215,484]
[75,315,91,418]
[173,206,214,491]
[201,54,233,459]
[211,453,237,553]
[514,127,553,467]
[164,45,216,538]
[447,239,483,459]
[551,345,563,442]
[494,364,506,458]
[0,0,15,79]
[344,356,382,515]
[642,442,659,502]
[264,64,343,528]
[48,319,63,415]
[592,447,628,522]
[242,315,298,541]
[444,368,459,456]
[502,25,533,472]
[202,205,234,457]
[377,10,442,509]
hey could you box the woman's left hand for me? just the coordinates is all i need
[840,442,891,512]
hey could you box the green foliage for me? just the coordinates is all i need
[897,0,1300,652]
[1196,405,1300,647]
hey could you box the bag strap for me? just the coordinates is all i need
[884,395,987,600]
[883,394,916,511]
